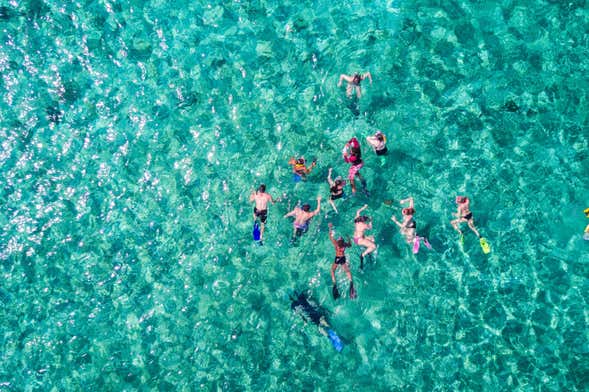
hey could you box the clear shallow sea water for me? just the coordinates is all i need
[0,0,588,390]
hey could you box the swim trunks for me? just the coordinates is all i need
[463,212,473,221]
[254,207,268,224]
[294,221,309,236]
[334,256,346,265]
[376,146,388,156]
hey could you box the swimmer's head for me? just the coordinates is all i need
[376,132,385,142]
[335,178,344,186]
[302,203,311,212]
[336,238,349,248]
[354,215,370,223]
[258,184,266,192]
[353,73,362,83]
[585,208,589,217]
[402,207,415,216]
[296,158,305,165]
[456,196,467,204]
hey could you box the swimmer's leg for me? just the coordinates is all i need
[450,219,463,235]
[467,219,481,238]
[329,199,338,214]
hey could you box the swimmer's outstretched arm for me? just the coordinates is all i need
[337,74,353,86]
[366,134,377,145]
[328,222,337,244]
[327,168,335,185]
[355,204,368,218]
[310,196,322,216]
[363,72,373,84]
[284,208,297,218]
[391,215,403,228]
[400,197,414,208]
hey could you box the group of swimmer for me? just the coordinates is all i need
[249,71,494,304]
[252,71,586,353]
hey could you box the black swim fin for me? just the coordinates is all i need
[349,282,357,299]
[359,179,370,197]
[360,255,364,270]
[332,284,340,299]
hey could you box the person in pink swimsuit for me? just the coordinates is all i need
[353,204,376,269]
[342,137,368,195]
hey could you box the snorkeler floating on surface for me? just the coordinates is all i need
[342,137,368,196]
[366,131,387,156]
[353,204,377,269]
[328,223,356,299]
[327,168,346,214]
[451,196,490,253]
[338,71,373,99]
[288,157,317,182]
[284,196,321,243]
[249,184,276,243]
[390,197,431,254]
[290,290,344,352]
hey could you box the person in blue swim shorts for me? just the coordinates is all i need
[284,196,321,242]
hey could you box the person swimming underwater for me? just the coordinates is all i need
[290,290,344,352]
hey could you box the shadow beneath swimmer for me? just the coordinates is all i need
[290,290,346,352]
[347,98,360,117]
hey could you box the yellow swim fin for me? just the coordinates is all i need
[480,237,491,254]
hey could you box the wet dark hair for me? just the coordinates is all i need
[335,179,343,186]
[258,184,266,192]
[337,238,351,248]
[354,215,369,223]
[376,133,384,142]
[353,73,362,84]
[403,207,415,215]
[302,204,311,212]
[297,158,305,164]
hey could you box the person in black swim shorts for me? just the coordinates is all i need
[328,223,355,299]
[451,196,481,238]
[249,184,275,241]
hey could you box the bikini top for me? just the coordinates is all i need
[405,218,416,229]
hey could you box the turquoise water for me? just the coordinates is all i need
[1,0,588,390]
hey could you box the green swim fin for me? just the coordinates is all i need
[480,237,491,254]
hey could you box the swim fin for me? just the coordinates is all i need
[327,329,344,352]
[332,284,340,300]
[480,237,491,254]
[360,178,370,197]
[412,237,420,254]
[423,238,432,250]
[253,221,261,242]
[359,255,364,270]
[349,282,357,299]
